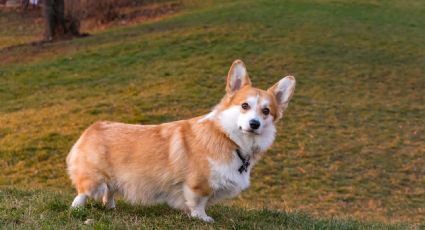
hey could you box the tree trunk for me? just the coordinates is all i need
[42,0,81,41]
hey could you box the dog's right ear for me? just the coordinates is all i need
[226,60,251,95]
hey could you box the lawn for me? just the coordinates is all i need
[0,188,410,229]
[0,0,424,228]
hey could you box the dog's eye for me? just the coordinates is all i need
[241,103,250,110]
[262,108,270,115]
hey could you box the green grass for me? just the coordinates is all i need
[0,188,411,229]
[1,0,425,228]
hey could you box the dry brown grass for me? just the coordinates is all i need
[1,0,424,226]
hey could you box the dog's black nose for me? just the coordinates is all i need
[249,119,260,130]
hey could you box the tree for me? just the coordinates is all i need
[42,0,134,41]
[42,0,81,41]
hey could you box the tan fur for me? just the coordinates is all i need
[66,60,296,222]
[219,86,279,120]
[68,119,230,200]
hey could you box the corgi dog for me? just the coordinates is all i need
[66,60,296,222]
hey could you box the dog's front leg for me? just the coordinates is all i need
[183,185,213,222]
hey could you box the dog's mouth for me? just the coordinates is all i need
[239,126,259,135]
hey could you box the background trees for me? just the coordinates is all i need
[42,0,78,40]
[42,0,135,40]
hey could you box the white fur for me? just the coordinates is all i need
[197,110,217,123]
[91,183,108,200]
[238,96,261,132]
[69,104,275,219]
[66,60,295,224]
[183,185,214,222]
[208,104,276,202]
[71,194,88,208]
[261,99,270,108]
[219,105,276,155]
[208,153,251,201]
[246,95,258,107]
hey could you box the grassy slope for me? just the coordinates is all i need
[0,0,424,227]
[0,9,43,49]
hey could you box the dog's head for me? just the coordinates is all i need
[216,60,296,137]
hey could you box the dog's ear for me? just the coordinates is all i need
[226,60,251,94]
[267,76,296,119]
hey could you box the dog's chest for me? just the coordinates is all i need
[208,153,251,200]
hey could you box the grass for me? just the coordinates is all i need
[1,0,425,228]
[0,188,412,229]
[0,9,43,49]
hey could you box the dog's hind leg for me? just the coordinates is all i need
[102,185,115,209]
[70,175,106,209]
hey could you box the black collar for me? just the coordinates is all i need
[236,149,250,174]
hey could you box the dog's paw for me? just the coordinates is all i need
[195,214,214,223]
[201,215,214,223]
[71,194,87,208]
[191,212,214,223]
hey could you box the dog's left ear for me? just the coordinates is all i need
[268,76,296,119]
[226,59,251,95]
